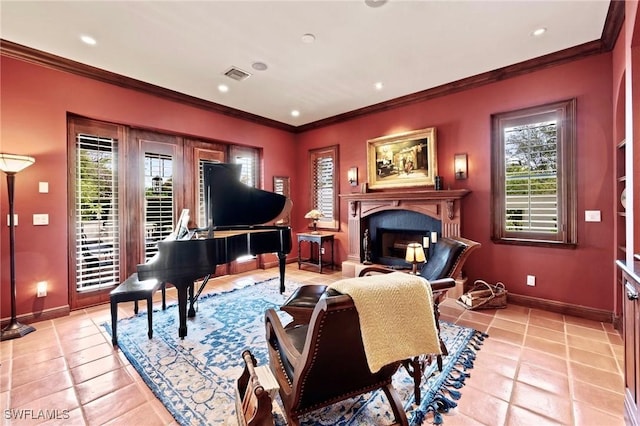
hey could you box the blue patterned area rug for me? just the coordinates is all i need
[104,278,486,426]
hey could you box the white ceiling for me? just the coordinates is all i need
[1,0,611,127]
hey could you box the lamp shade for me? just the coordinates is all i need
[304,209,323,219]
[405,242,426,263]
[454,153,468,180]
[0,153,35,173]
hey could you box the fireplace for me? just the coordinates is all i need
[367,209,442,268]
[340,189,469,277]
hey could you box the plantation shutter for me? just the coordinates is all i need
[231,146,260,262]
[309,145,339,230]
[198,158,222,227]
[273,176,290,225]
[75,134,120,291]
[504,120,558,234]
[233,152,258,187]
[143,153,174,261]
[313,154,334,219]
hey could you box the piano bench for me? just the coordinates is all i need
[109,273,166,346]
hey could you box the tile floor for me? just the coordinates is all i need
[0,265,626,425]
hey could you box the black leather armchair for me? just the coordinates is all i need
[281,236,481,327]
[279,236,481,403]
[265,290,408,426]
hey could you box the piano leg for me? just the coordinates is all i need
[176,281,190,339]
[278,251,287,293]
[188,283,196,318]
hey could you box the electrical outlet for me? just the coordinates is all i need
[36,281,47,297]
[527,275,536,286]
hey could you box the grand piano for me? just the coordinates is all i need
[137,163,293,339]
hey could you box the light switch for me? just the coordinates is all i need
[33,214,49,225]
[6,214,18,226]
[585,210,601,222]
[39,182,49,193]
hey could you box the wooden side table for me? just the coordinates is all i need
[297,233,334,273]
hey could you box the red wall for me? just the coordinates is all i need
[0,49,617,320]
[295,53,615,311]
[0,56,297,319]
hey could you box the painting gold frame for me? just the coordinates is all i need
[367,127,437,189]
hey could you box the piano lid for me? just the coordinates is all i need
[203,163,292,227]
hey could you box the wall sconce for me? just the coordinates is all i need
[405,242,426,275]
[347,167,358,186]
[151,176,163,194]
[454,153,468,180]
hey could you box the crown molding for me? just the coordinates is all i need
[0,39,296,133]
[0,1,623,134]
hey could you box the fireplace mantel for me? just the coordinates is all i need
[339,189,470,270]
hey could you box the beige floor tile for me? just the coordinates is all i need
[506,405,568,426]
[528,315,565,332]
[526,324,566,343]
[566,334,614,357]
[1,265,628,426]
[520,347,569,376]
[82,383,147,425]
[523,335,567,358]
[572,380,624,416]
[568,346,619,371]
[511,381,573,424]
[516,362,570,395]
[570,361,624,393]
[455,385,510,425]
[573,400,626,426]
[486,325,525,345]
[565,323,610,341]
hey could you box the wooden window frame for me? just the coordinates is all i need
[491,98,577,248]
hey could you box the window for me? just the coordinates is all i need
[273,176,290,225]
[143,152,174,260]
[309,145,339,230]
[491,99,576,247]
[74,133,120,291]
[230,145,260,187]
[230,145,260,262]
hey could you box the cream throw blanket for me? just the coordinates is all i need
[330,272,441,373]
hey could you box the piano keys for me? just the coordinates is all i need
[137,163,292,339]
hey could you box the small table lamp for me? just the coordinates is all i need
[405,242,426,275]
[304,209,323,234]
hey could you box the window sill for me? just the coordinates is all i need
[491,237,577,249]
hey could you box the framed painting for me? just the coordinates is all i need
[367,127,437,189]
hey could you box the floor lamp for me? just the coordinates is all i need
[0,153,36,341]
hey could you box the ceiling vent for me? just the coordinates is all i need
[224,67,251,81]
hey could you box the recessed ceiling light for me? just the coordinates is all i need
[218,84,229,93]
[374,82,384,90]
[365,0,388,8]
[80,35,97,45]
[532,27,547,37]
[291,110,300,117]
[252,62,268,71]
[301,33,316,44]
